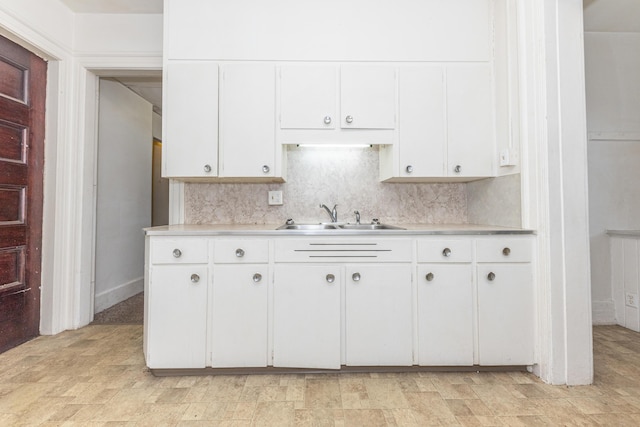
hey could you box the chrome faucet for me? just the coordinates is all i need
[320,204,338,223]
[354,210,361,225]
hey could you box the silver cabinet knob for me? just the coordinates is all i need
[502,247,511,256]
[442,248,452,257]
[253,273,262,283]
[190,274,200,283]
[204,164,212,173]
[262,165,270,174]
[326,274,335,283]
[406,165,413,173]
[352,272,361,282]
[324,116,332,125]
[235,248,245,257]
[487,272,496,281]
[172,248,182,258]
[345,115,353,124]
[454,165,462,173]
[425,272,434,282]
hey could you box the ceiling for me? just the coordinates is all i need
[59,0,638,117]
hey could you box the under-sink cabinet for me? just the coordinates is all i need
[144,232,535,372]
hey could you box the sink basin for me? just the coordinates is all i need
[276,223,339,230]
[276,223,405,231]
[338,224,406,230]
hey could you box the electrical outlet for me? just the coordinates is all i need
[268,190,283,206]
[626,292,639,309]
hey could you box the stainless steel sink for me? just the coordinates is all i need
[338,224,406,230]
[276,223,405,231]
[276,223,339,230]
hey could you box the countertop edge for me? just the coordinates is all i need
[607,229,640,237]
[144,224,536,236]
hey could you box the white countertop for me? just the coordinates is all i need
[607,229,640,237]
[144,223,534,236]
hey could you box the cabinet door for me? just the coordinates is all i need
[211,265,268,367]
[446,64,494,178]
[219,64,276,178]
[398,66,446,177]
[417,264,473,365]
[340,65,396,129]
[147,265,208,368]
[280,65,337,130]
[163,61,218,178]
[344,264,412,366]
[273,265,341,369]
[477,264,534,365]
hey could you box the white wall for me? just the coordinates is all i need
[584,32,640,324]
[94,79,152,312]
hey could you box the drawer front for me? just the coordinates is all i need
[476,237,533,263]
[151,237,209,264]
[275,238,412,263]
[214,239,269,263]
[417,239,472,263]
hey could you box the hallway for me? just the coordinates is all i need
[0,325,638,426]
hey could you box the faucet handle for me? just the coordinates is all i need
[371,218,380,225]
[354,210,361,225]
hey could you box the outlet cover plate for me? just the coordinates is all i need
[268,190,283,206]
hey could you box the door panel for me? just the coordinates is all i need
[0,35,46,353]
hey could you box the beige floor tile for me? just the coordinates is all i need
[1,324,640,426]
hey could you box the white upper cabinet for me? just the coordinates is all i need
[279,65,337,130]
[395,66,446,178]
[446,64,495,179]
[381,64,495,182]
[219,63,280,179]
[278,64,396,144]
[163,61,219,178]
[340,65,396,129]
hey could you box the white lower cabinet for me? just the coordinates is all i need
[476,237,535,365]
[417,263,474,365]
[273,264,341,369]
[211,264,268,367]
[146,264,208,369]
[145,233,536,371]
[345,264,413,366]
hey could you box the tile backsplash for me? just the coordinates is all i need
[185,146,469,225]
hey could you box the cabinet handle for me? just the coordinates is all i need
[253,273,262,283]
[345,115,353,124]
[425,272,435,282]
[190,274,200,283]
[454,165,462,173]
[172,248,182,258]
[324,115,332,125]
[352,272,361,282]
[502,247,511,256]
[235,248,245,257]
[487,272,496,281]
[406,165,413,174]
[262,165,270,174]
[204,164,212,173]
[442,247,452,257]
[326,274,335,283]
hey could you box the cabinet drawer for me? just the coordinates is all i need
[476,237,533,263]
[214,239,269,263]
[417,239,472,263]
[151,238,209,264]
[275,238,412,263]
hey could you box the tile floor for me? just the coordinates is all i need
[0,325,639,426]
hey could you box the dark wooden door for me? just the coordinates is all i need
[0,35,46,352]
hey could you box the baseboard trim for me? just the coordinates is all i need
[592,300,617,325]
[94,277,144,314]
